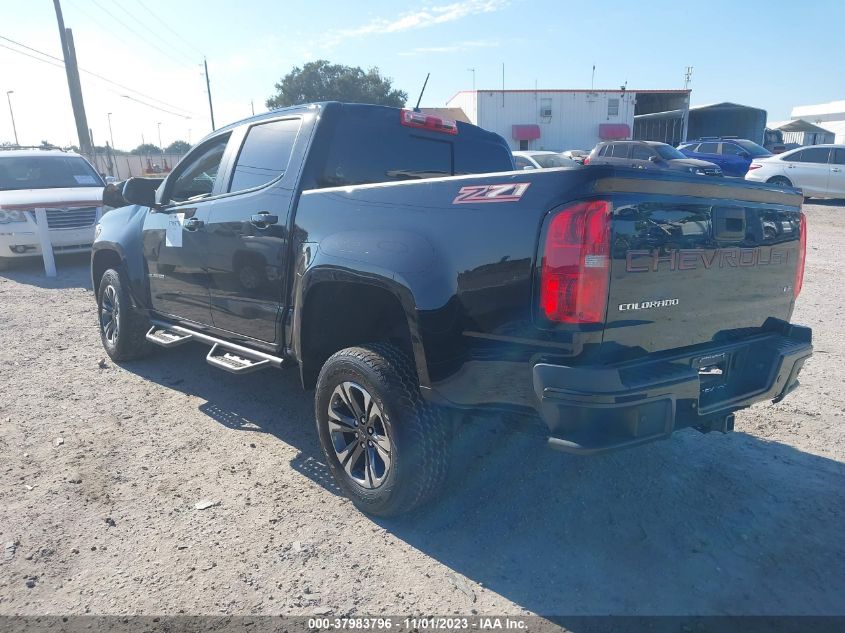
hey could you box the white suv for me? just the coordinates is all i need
[0,148,105,270]
[745,144,845,198]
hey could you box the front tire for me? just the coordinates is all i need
[97,268,152,361]
[315,343,449,516]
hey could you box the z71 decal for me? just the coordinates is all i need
[452,183,531,204]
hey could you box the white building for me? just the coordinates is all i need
[791,100,845,144]
[446,89,690,151]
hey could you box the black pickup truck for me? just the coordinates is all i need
[92,103,812,516]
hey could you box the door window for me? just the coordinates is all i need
[631,145,654,160]
[697,142,719,154]
[513,156,534,169]
[832,149,845,165]
[723,143,746,156]
[167,133,231,203]
[229,118,301,193]
[610,143,630,158]
[791,147,831,164]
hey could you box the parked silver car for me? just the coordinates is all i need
[745,144,845,198]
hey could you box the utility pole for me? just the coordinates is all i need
[53,0,92,156]
[6,90,18,145]
[250,100,255,116]
[107,112,119,178]
[157,121,163,151]
[684,66,694,90]
[203,57,215,131]
[467,68,475,91]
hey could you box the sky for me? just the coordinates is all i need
[1,0,843,151]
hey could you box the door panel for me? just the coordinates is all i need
[143,203,214,324]
[142,130,234,325]
[785,147,831,195]
[205,116,302,343]
[830,148,845,196]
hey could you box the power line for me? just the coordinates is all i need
[110,0,200,67]
[133,0,205,59]
[85,0,197,73]
[120,94,191,119]
[0,34,196,117]
[0,41,65,70]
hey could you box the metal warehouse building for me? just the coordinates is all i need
[446,89,690,152]
[791,100,845,144]
[769,119,836,146]
[634,102,768,146]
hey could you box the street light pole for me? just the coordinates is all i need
[6,90,18,145]
[107,112,119,178]
[157,121,162,152]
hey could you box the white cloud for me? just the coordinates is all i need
[325,0,509,46]
[398,39,500,56]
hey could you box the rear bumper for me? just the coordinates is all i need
[533,321,812,455]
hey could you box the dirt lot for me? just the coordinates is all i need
[0,202,843,618]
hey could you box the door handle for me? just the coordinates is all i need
[833,168,843,173]
[250,212,278,228]
[183,217,204,231]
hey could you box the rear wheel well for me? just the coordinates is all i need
[92,249,122,292]
[299,282,415,390]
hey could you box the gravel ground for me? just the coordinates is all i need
[0,202,843,618]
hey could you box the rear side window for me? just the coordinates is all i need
[833,149,845,165]
[697,142,719,153]
[229,118,301,193]
[723,143,745,156]
[682,143,699,152]
[306,106,512,188]
[792,147,830,164]
[514,156,534,169]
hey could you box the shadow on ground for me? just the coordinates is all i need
[122,338,845,618]
[0,253,91,290]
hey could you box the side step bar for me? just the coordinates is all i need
[146,326,193,348]
[147,320,284,374]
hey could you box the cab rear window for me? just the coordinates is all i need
[304,105,513,189]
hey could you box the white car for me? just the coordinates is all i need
[512,150,579,170]
[0,148,105,270]
[745,144,845,198]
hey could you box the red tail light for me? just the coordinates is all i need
[747,163,762,170]
[540,200,611,324]
[794,211,807,299]
[583,157,590,165]
[400,109,458,135]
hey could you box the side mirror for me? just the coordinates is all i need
[121,177,163,208]
[522,165,535,170]
[648,155,661,163]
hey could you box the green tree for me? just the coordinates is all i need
[165,140,191,154]
[266,60,407,109]
[131,143,162,155]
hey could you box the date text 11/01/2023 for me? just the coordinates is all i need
[306,616,529,630]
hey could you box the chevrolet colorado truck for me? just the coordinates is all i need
[91,103,812,516]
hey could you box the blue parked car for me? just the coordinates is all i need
[678,137,773,177]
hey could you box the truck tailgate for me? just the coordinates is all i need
[599,177,805,362]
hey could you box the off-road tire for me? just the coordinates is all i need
[97,268,153,361]
[315,343,450,516]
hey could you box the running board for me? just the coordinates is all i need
[148,319,284,373]
[146,326,193,348]
[206,344,272,374]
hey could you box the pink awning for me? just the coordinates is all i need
[512,124,541,141]
[599,123,630,140]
